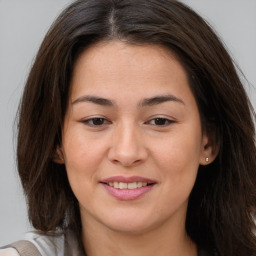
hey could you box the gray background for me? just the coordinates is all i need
[0,0,255,245]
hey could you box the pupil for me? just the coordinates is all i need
[93,118,104,125]
[155,118,166,125]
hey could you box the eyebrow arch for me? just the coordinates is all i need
[72,95,115,106]
[139,94,185,107]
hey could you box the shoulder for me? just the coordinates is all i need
[0,248,20,256]
[23,231,65,255]
[0,231,65,256]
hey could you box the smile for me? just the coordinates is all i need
[106,181,148,189]
[100,176,156,200]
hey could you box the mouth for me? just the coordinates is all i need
[100,176,157,200]
[103,181,154,189]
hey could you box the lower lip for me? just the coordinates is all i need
[101,183,155,200]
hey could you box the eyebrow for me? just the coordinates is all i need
[139,94,184,107]
[72,95,115,106]
[72,94,184,107]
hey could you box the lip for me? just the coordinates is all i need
[100,176,157,201]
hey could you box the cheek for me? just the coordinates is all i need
[62,130,106,203]
[152,126,202,185]
[150,132,202,215]
[62,129,108,187]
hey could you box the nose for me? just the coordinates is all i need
[107,122,148,167]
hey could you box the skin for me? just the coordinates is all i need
[59,41,216,256]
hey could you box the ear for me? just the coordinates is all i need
[52,146,65,164]
[199,132,219,166]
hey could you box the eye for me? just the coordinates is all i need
[146,117,175,126]
[82,117,110,127]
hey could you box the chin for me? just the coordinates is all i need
[106,220,155,235]
[98,209,163,235]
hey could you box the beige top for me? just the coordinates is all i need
[0,248,19,256]
[0,229,85,256]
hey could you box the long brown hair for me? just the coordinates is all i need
[17,0,256,255]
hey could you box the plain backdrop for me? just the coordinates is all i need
[0,0,255,245]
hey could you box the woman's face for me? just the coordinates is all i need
[61,41,212,235]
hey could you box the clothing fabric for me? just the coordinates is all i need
[1,230,214,256]
[0,230,85,256]
[8,240,41,256]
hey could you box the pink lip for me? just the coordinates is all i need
[100,176,157,201]
[102,184,155,200]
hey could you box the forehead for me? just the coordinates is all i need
[69,40,191,104]
[72,41,181,75]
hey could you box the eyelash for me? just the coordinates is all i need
[81,117,175,127]
[145,118,175,126]
[81,117,110,127]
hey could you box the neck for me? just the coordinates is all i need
[81,213,197,256]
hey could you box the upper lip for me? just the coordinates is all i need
[101,176,157,184]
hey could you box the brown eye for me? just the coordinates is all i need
[91,118,105,125]
[147,118,174,126]
[82,118,109,126]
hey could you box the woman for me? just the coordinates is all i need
[1,0,256,255]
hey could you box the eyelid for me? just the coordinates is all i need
[80,115,176,128]
[81,116,111,127]
[145,116,176,126]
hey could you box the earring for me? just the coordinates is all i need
[205,157,209,163]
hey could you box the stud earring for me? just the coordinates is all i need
[205,157,209,163]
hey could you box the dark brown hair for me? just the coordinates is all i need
[17,0,256,255]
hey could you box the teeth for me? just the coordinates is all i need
[114,181,119,188]
[119,182,128,189]
[108,181,148,189]
[137,182,142,188]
